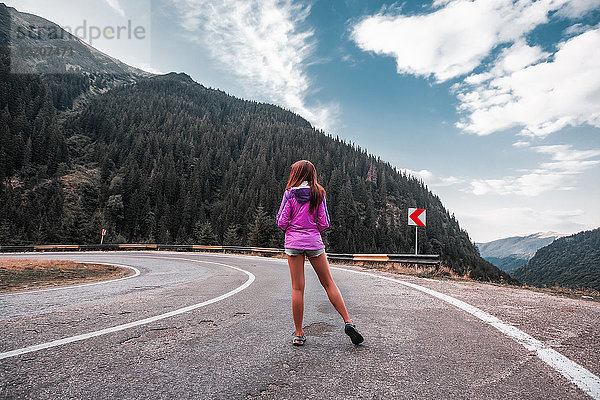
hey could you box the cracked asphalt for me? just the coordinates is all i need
[0,251,599,399]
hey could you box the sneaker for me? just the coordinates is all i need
[344,322,364,345]
[292,334,306,346]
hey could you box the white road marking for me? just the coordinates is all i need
[330,266,600,400]
[0,263,140,296]
[0,259,255,360]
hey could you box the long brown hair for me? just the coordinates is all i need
[285,160,326,214]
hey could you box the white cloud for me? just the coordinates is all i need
[172,0,339,132]
[535,144,600,172]
[341,54,357,67]
[400,168,461,187]
[470,173,572,196]
[350,0,586,83]
[512,141,530,148]
[104,0,125,16]
[129,62,164,75]
[398,143,600,196]
[462,40,549,86]
[458,206,587,242]
[351,0,600,82]
[556,0,600,17]
[564,22,592,36]
[456,29,600,136]
[469,144,600,196]
[470,207,585,226]
[351,1,600,137]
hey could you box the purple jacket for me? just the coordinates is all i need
[276,181,330,250]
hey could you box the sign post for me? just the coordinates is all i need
[415,225,418,255]
[408,208,426,270]
[101,229,107,245]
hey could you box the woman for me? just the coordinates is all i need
[276,160,364,346]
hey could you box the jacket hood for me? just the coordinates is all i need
[292,187,310,204]
[290,181,310,204]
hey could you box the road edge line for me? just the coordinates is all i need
[0,260,255,360]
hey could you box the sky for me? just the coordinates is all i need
[6,0,600,242]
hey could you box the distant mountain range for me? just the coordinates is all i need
[476,232,566,273]
[512,228,600,292]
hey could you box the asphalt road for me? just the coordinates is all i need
[0,251,599,399]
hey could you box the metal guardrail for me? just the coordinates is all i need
[327,253,439,264]
[0,244,440,265]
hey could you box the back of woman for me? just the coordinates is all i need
[276,160,364,347]
[276,179,330,250]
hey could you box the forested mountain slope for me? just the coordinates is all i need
[0,4,511,282]
[512,229,600,291]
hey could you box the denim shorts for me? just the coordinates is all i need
[284,248,325,258]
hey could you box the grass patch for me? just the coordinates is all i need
[520,284,600,302]
[0,259,132,293]
[328,259,464,279]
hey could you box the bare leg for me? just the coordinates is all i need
[308,253,351,323]
[287,254,305,336]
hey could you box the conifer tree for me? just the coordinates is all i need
[223,224,240,246]
[194,221,218,245]
[248,205,274,247]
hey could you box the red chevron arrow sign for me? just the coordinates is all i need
[408,208,426,227]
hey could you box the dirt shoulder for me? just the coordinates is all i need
[326,257,599,302]
[0,259,133,293]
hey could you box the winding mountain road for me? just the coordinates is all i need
[1,251,599,399]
